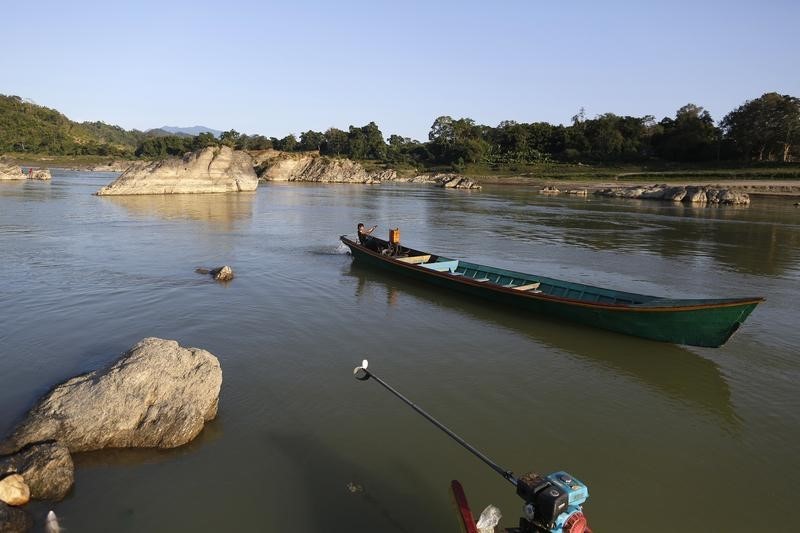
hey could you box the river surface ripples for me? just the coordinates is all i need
[1,172,799,532]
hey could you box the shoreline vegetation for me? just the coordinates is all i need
[1,91,798,197]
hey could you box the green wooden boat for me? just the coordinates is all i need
[340,235,764,348]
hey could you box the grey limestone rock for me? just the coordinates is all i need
[0,442,74,501]
[1,338,222,454]
[594,184,749,205]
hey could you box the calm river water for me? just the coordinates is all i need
[1,172,799,532]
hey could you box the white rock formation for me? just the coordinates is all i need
[96,146,257,195]
[1,338,222,453]
[394,173,482,190]
[28,168,51,180]
[0,162,25,180]
[259,152,395,184]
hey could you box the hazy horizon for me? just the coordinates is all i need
[2,0,798,141]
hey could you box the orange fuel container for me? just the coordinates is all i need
[389,228,400,245]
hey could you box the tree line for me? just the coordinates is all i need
[187,92,798,169]
[2,92,798,168]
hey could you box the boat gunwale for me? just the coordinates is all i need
[339,236,765,313]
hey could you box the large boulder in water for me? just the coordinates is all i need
[0,338,222,453]
[0,442,74,501]
[96,146,257,195]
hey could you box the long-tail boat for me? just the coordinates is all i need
[340,234,763,348]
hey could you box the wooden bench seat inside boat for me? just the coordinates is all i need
[397,255,432,264]
[512,282,541,291]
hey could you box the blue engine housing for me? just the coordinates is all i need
[546,471,589,532]
[546,471,588,507]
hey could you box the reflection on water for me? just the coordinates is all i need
[2,178,799,532]
[469,189,800,278]
[102,193,255,229]
[347,263,735,424]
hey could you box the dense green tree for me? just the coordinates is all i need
[219,129,241,147]
[320,128,349,156]
[299,130,325,152]
[192,132,218,150]
[722,92,800,161]
[651,104,718,162]
[275,134,298,151]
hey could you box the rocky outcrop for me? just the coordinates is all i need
[0,475,29,506]
[566,189,589,196]
[539,186,560,194]
[594,184,750,205]
[1,338,222,453]
[0,442,74,501]
[437,174,482,190]
[27,168,51,180]
[258,152,395,184]
[393,173,482,190]
[0,502,32,533]
[96,146,257,195]
[211,266,233,281]
[0,162,25,181]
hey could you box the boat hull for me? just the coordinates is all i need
[341,237,762,348]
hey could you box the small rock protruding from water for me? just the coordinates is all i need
[0,474,30,506]
[210,266,234,281]
[539,186,560,194]
[195,266,235,281]
[346,482,364,494]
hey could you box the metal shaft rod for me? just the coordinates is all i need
[365,369,517,486]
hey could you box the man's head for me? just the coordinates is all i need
[357,223,365,230]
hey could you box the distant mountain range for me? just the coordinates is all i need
[158,126,223,138]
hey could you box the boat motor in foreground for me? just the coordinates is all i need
[353,360,591,533]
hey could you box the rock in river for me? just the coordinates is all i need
[0,475,29,506]
[594,184,750,205]
[0,442,74,501]
[96,146,257,195]
[210,265,234,281]
[1,338,222,453]
[0,162,25,181]
[27,168,51,181]
[0,502,32,533]
[258,152,395,184]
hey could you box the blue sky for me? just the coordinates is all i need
[1,0,798,140]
